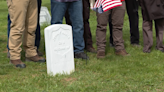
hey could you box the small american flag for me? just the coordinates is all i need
[92,0,122,13]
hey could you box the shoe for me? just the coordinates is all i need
[74,52,89,60]
[10,59,26,68]
[131,43,140,47]
[86,47,97,53]
[7,52,10,58]
[37,50,43,56]
[97,51,105,59]
[115,49,130,56]
[26,55,46,63]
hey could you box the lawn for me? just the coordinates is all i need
[1,0,164,92]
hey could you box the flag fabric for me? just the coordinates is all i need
[92,0,122,13]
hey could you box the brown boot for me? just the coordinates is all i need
[86,47,97,53]
[26,55,46,63]
[97,51,105,59]
[115,49,130,56]
[10,59,26,68]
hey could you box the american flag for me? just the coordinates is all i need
[92,0,122,13]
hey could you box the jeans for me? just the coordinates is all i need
[7,0,42,50]
[51,0,85,53]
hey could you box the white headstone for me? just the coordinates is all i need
[39,6,51,26]
[90,0,95,9]
[44,24,75,76]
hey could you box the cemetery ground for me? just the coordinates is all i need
[1,0,164,92]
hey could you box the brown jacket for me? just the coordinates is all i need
[139,0,164,20]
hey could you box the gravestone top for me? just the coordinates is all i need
[39,6,51,26]
[44,24,75,76]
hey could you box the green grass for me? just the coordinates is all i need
[1,0,164,92]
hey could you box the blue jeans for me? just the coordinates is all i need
[51,0,85,53]
[7,0,42,50]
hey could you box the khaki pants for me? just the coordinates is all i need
[96,1,125,51]
[7,0,38,60]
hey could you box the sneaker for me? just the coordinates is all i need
[26,55,46,63]
[97,51,105,59]
[10,59,26,68]
[74,52,89,60]
[115,49,130,56]
[37,50,43,56]
[86,47,97,53]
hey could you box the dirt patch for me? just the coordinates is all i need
[61,77,77,86]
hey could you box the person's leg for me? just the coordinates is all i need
[112,2,125,51]
[7,14,11,50]
[139,0,153,53]
[155,18,164,51]
[111,1,129,56]
[108,15,114,47]
[35,0,43,56]
[51,0,67,24]
[142,20,153,53]
[68,0,89,59]
[23,0,38,58]
[83,0,95,52]
[35,0,41,50]
[65,10,72,25]
[7,0,28,68]
[68,0,84,53]
[23,0,45,62]
[125,0,139,45]
[7,14,11,58]
[96,10,110,58]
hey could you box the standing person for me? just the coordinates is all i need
[7,0,45,68]
[82,0,96,53]
[51,0,89,60]
[139,0,164,53]
[7,0,43,58]
[109,0,140,47]
[125,0,140,46]
[96,0,129,58]
[65,0,97,53]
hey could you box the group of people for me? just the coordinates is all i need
[6,0,164,68]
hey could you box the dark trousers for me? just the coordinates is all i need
[65,0,93,49]
[109,0,139,45]
[139,0,164,52]
[109,16,113,45]
[96,2,125,51]
[7,0,42,50]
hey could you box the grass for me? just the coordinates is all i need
[1,0,164,92]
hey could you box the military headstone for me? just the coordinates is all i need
[44,24,75,76]
[90,0,95,9]
[40,6,51,26]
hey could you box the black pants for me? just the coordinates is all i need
[109,0,139,45]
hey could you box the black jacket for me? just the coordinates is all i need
[139,0,164,20]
